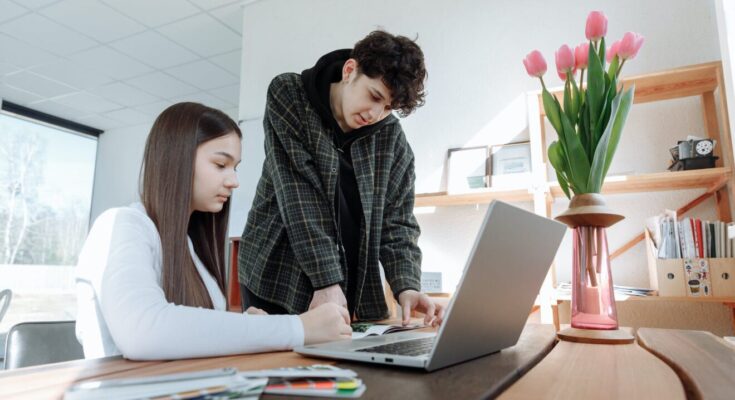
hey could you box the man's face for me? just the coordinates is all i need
[338,59,393,131]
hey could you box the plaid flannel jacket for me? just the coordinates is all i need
[238,73,422,320]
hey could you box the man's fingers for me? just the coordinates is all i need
[402,302,411,325]
[436,303,446,323]
[424,301,436,325]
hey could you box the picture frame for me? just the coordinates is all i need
[446,146,489,193]
[489,141,532,187]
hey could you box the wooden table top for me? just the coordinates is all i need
[499,337,686,399]
[637,328,735,400]
[500,326,735,400]
[0,324,556,400]
[3,323,735,399]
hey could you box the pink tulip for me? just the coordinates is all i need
[617,32,645,60]
[523,50,547,78]
[606,40,621,62]
[585,11,608,42]
[575,42,589,70]
[558,70,569,81]
[555,45,575,79]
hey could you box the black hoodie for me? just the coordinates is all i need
[301,49,392,315]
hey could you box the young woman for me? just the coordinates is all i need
[75,102,351,360]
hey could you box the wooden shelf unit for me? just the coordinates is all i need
[548,167,732,198]
[537,61,734,223]
[416,167,733,207]
[417,63,734,212]
[413,62,735,327]
[556,293,735,304]
[415,188,533,207]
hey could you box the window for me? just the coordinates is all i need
[0,111,97,336]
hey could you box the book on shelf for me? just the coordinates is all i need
[648,212,735,259]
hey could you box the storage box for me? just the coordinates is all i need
[711,259,735,297]
[645,229,735,297]
[667,156,718,171]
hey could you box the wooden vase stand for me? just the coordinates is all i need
[557,326,635,344]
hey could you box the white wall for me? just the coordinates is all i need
[90,122,151,223]
[716,0,735,154]
[81,0,733,333]
[234,0,722,293]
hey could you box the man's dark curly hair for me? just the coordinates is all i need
[351,30,427,117]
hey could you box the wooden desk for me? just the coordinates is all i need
[501,327,735,400]
[2,324,734,399]
[0,324,555,399]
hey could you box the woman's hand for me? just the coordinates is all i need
[244,306,268,315]
[299,303,352,345]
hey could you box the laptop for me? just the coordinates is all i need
[295,200,566,371]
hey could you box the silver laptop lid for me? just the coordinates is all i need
[425,200,565,371]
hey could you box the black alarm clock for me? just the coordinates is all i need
[693,139,714,157]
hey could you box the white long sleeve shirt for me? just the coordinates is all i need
[75,202,304,360]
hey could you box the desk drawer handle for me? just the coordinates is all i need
[667,273,675,280]
[722,272,730,280]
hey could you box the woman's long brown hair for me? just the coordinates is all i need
[140,102,241,308]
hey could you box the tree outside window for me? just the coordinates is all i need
[0,112,97,337]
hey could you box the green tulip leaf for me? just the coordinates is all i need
[542,88,563,135]
[598,37,606,72]
[564,79,575,125]
[559,111,590,193]
[556,171,571,199]
[602,84,634,180]
[571,78,581,126]
[588,84,635,192]
[587,43,605,142]
[548,141,572,199]
[608,56,620,80]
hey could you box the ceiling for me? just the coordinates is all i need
[0,0,248,133]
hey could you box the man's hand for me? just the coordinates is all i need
[309,283,348,311]
[398,290,445,327]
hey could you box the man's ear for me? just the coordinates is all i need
[342,59,358,82]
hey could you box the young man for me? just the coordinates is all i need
[239,30,443,326]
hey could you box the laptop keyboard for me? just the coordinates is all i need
[355,337,435,356]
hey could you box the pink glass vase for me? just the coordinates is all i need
[570,226,618,330]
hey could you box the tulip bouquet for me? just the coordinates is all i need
[523,11,644,199]
[523,12,646,333]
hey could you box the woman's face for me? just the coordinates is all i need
[191,131,241,214]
